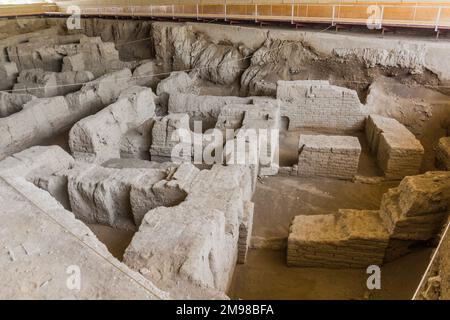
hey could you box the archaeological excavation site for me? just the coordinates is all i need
[0,1,450,304]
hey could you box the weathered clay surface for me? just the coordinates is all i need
[120,118,155,161]
[0,62,19,90]
[150,113,192,162]
[69,86,155,163]
[130,163,199,225]
[297,134,361,180]
[241,39,318,96]
[124,164,253,298]
[277,80,367,131]
[152,23,248,85]
[238,201,254,264]
[366,114,424,179]
[102,158,176,170]
[60,18,153,60]
[191,37,249,85]
[0,145,74,210]
[0,176,168,300]
[0,69,132,160]
[0,91,35,118]
[0,145,74,178]
[169,93,252,129]
[13,68,94,97]
[156,71,200,111]
[62,38,137,77]
[67,164,168,230]
[132,61,163,89]
[333,47,426,74]
[287,171,450,268]
[64,68,133,115]
[210,102,276,179]
[0,27,59,63]
[6,34,88,72]
[287,209,390,268]
[380,171,450,241]
[0,18,449,300]
[436,137,450,171]
[152,23,195,72]
[7,35,133,77]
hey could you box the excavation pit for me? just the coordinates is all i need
[0,16,449,301]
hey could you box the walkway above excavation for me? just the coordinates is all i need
[2,2,450,32]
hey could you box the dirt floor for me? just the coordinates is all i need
[251,175,397,243]
[88,224,135,261]
[227,160,434,300]
[228,247,433,300]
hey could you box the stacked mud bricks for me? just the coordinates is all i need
[277,80,366,131]
[287,209,389,268]
[287,171,450,268]
[366,115,424,179]
[379,172,450,241]
[297,134,361,180]
[237,201,254,264]
[436,137,450,171]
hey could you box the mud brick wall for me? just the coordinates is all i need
[277,80,366,131]
[237,201,254,264]
[436,137,450,171]
[379,171,450,241]
[297,134,361,180]
[287,172,450,269]
[287,210,390,268]
[366,114,424,180]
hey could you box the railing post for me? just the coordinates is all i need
[255,4,258,22]
[291,1,294,24]
[332,5,336,26]
[196,2,199,20]
[378,5,384,30]
[224,0,227,21]
[150,5,153,17]
[172,4,175,19]
[435,6,442,31]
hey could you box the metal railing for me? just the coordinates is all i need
[52,2,450,30]
[0,2,57,17]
